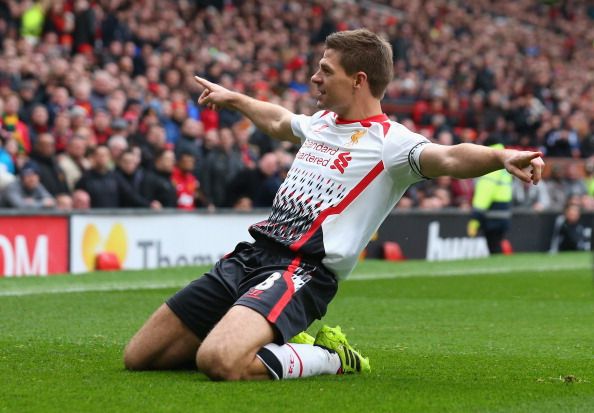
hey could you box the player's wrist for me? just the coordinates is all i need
[231,92,251,110]
[494,148,513,169]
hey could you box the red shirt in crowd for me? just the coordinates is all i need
[171,166,198,210]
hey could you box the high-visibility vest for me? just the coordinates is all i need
[472,166,513,219]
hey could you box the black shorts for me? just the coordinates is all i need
[166,239,338,344]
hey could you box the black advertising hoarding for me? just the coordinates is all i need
[376,210,592,260]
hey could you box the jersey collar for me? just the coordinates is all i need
[335,113,389,126]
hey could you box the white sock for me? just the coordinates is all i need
[256,343,341,380]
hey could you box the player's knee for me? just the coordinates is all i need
[196,346,241,381]
[123,340,150,371]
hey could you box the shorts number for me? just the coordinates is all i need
[254,272,282,291]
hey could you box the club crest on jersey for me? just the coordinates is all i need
[346,129,366,146]
[330,152,352,174]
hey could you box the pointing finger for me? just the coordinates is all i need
[193,75,215,90]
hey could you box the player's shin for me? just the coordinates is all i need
[256,343,341,380]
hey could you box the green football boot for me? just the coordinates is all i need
[289,331,315,345]
[314,325,371,374]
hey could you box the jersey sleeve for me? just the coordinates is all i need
[291,111,328,144]
[382,123,433,184]
[291,114,313,144]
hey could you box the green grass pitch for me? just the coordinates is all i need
[1,252,593,412]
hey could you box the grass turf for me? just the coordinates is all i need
[1,252,593,412]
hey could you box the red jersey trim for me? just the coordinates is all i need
[267,256,302,323]
[335,113,389,125]
[381,121,391,137]
[290,161,385,251]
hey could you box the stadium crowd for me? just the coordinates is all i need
[0,0,593,212]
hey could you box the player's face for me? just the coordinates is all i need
[311,49,355,116]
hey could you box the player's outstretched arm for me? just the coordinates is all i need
[193,76,299,143]
[420,143,544,184]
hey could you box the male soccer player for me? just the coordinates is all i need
[124,29,544,381]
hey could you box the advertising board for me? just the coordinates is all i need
[0,216,68,276]
[70,213,267,273]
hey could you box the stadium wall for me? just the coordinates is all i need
[0,210,590,276]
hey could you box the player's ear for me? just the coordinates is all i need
[353,72,367,88]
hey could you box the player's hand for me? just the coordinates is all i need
[193,75,235,111]
[503,150,544,185]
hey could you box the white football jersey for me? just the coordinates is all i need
[249,110,431,279]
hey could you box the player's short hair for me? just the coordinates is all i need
[325,29,393,99]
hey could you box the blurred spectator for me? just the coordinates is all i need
[512,179,550,211]
[545,126,581,158]
[52,111,74,152]
[75,145,119,208]
[20,0,49,44]
[107,134,128,163]
[233,196,253,211]
[48,87,72,123]
[92,109,112,145]
[233,121,258,169]
[2,162,55,209]
[72,189,91,210]
[17,80,41,124]
[202,127,243,208]
[69,105,88,131]
[137,124,166,170]
[28,104,50,144]
[114,149,156,208]
[55,193,73,210]
[2,93,31,155]
[227,152,281,208]
[450,178,474,209]
[72,79,93,116]
[72,0,95,54]
[110,117,130,139]
[545,164,568,210]
[57,135,90,192]
[172,151,199,210]
[89,71,113,112]
[141,149,177,209]
[432,176,454,208]
[175,118,205,180]
[164,100,188,145]
[29,132,69,196]
[549,203,590,253]
[563,163,587,199]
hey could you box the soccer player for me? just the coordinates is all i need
[124,29,544,381]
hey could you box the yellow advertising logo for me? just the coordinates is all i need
[81,223,128,271]
[350,130,366,145]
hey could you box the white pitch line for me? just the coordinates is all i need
[0,281,190,297]
[0,262,590,297]
[348,262,590,280]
